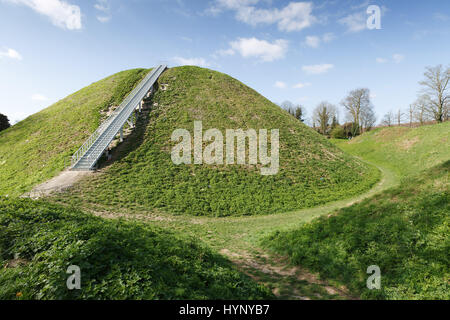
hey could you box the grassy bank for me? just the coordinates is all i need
[332,122,450,178]
[263,124,450,299]
[0,197,272,300]
[0,69,149,197]
[58,66,380,217]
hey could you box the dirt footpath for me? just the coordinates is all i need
[23,170,92,199]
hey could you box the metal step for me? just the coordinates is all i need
[70,65,167,170]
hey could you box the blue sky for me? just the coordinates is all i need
[0,0,449,124]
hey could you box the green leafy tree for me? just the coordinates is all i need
[0,113,10,132]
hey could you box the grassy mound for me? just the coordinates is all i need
[60,66,379,216]
[263,161,449,299]
[333,122,450,178]
[0,197,272,300]
[0,68,149,197]
[263,123,450,299]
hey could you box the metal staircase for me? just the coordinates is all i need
[70,65,167,171]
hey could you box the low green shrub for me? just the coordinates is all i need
[330,126,347,139]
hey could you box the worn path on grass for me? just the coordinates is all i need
[88,161,398,300]
[201,161,398,300]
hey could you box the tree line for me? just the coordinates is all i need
[279,101,306,122]
[280,64,449,139]
[280,87,376,139]
[382,64,449,127]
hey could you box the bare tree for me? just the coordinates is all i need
[341,88,373,136]
[419,65,450,123]
[382,111,394,127]
[313,101,337,135]
[361,107,376,132]
[280,101,295,115]
[408,104,415,127]
[413,95,431,125]
[281,101,306,122]
[396,109,405,126]
[294,105,306,122]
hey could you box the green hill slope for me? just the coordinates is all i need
[333,122,450,178]
[0,197,271,300]
[0,68,149,197]
[263,161,449,299]
[264,124,450,299]
[60,66,379,216]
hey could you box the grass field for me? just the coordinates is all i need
[263,124,450,299]
[1,67,448,300]
[0,197,272,300]
[0,68,149,197]
[332,122,450,178]
[56,66,380,217]
[0,66,383,300]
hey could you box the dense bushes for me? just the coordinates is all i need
[0,198,272,300]
[262,162,450,299]
[330,126,346,139]
[0,113,10,132]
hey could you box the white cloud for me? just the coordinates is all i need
[293,82,311,89]
[94,0,108,12]
[274,81,287,89]
[212,0,259,11]
[376,54,405,64]
[393,54,405,63]
[31,93,48,101]
[339,12,366,33]
[215,48,235,57]
[208,1,316,32]
[95,0,111,23]
[322,33,335,43]
[304,36,320,48]
[303,33,335,48]
[302,64,334,75]
[434,13,449,21]
[350,0,371,10]
[172,57,210,67]
[339,5,388,33]
[97,16,111,23]
[0,48,22,60]
[4,0,82,30]
[227,37,288,62]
